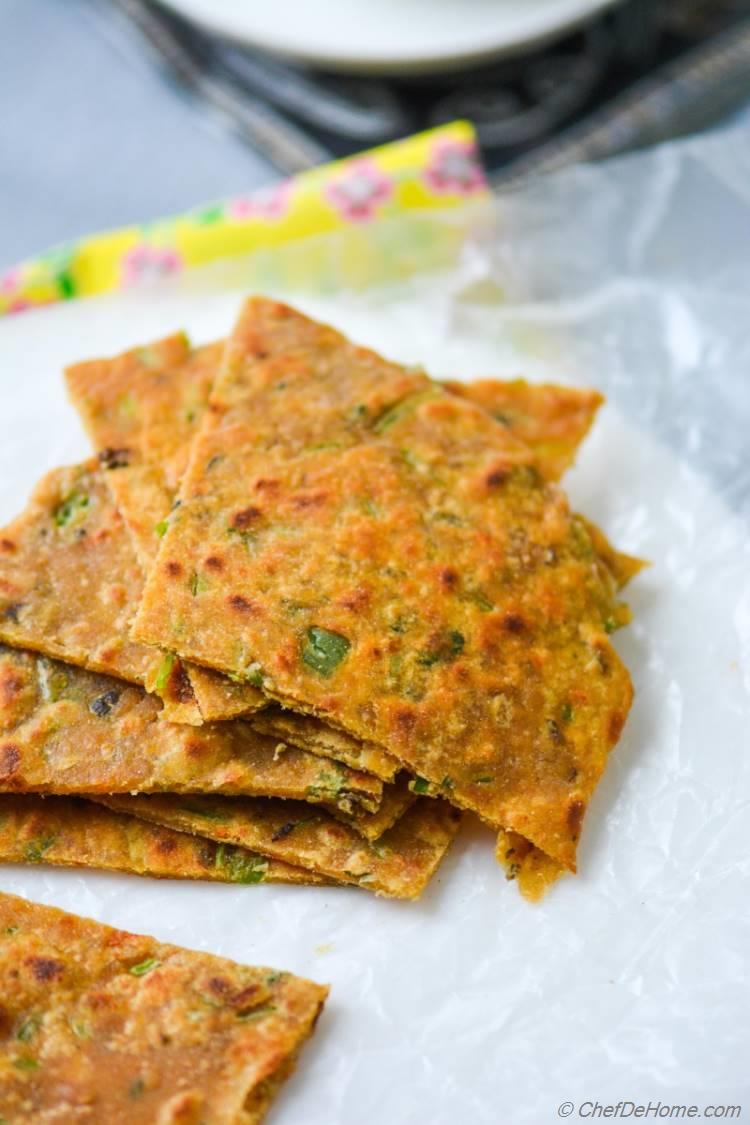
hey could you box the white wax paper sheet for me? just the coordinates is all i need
[0,126,748,1122]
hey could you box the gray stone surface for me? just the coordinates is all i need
[0,0,276,268]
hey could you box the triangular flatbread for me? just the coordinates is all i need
[133,299,634,872]
[0,890,327,1123]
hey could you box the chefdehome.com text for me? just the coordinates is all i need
[557,1102,742,1119]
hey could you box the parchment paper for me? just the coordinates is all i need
[0,127,748,1121]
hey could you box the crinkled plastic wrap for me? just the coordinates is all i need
[0,128,748,1121]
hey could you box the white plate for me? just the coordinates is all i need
[157,0,621,75]
[1,151,749,1117]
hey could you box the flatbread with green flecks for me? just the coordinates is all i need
[0,795,328,885]
[0,458,396,798]
[0,890,327,1124]
[63,317,634,875]
[97,791,462,900]
[0,460,204,723]
[0,644,382,813]
[64,328,614,807]
[65,334,606,729]
[133,298,634,872]
[65,334,266,723]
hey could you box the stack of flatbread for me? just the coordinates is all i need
[0,297,641,901]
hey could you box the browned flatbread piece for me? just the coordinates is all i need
[65,336,604,728]
[445,378,603,482]
[0,465,394,819]
[0,795,326,885]
[0,890,327,1123]
[0,644,382,813]
[98,792,462,900]
[66,340,398,764]
[64,329,610,815]
[0,460,204,723]
[65,334,265,723]
[0,459,400,805]
[133,298,634,873]
[63,324,629,876]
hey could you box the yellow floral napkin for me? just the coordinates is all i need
[0,122,487,317]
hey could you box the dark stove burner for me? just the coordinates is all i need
[115,0,750,179]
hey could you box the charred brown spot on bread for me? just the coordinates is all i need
[28,956,64,982]
[185,737,208,760]
[292,491,327,510]
[207,976,230,998]
[154,833,178,855]
[228,594,255,613]
[89,688,122,718]
[0,744,21,777]
[485,466,509,488]
[230,984,262,1011]
[164,560,182,578]
[254,478,280,493]
[98,446,131,470]
[393,707,417,735]
[204,555,224,572]
[503,613,526,634]
[197,841,216,868]
[168,661,195,704]
[232,506,262,529]
[567,798,585,841]
[0,669,24,703]
[0,538,16,554]
[439,567,459,589]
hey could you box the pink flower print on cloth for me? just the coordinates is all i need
[121,244,183,287]
[0,267,23,297]
[0,268,32,314]
[5,298,32,315]
[325,160,393,223]
[229,181,292,222]
[424,138,487,196]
